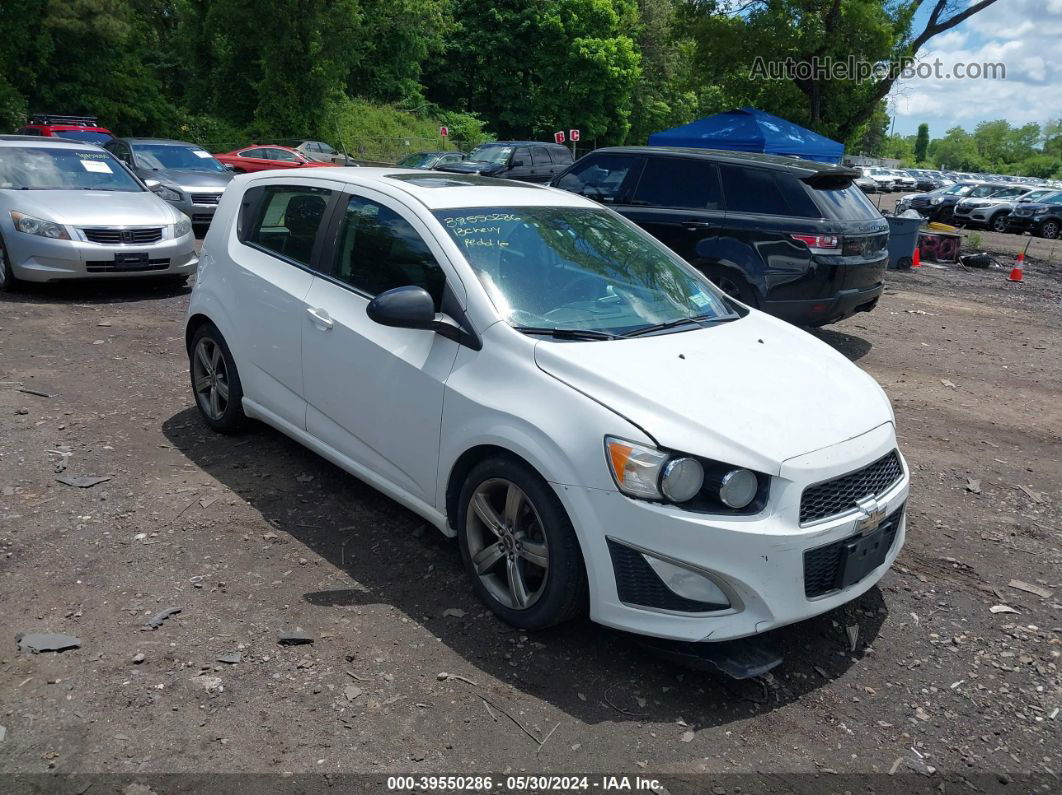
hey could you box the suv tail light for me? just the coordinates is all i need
[790,233,841,253]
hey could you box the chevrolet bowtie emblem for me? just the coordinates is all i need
[854,495,886,535]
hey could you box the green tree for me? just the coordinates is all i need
[914,123,929,162]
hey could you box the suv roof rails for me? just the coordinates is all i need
[29,113,102,127]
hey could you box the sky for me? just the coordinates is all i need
[889,0,1062,138]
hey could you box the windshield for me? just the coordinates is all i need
[134,144,226,173]
[969,185,1004,198]
[434,206,735,336]
[944,184,974,195]
[467,145,512,165]
[0,147,143,191]
[53,130,114,145]
[398,153,437,169]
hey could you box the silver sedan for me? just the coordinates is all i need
[0,136,197,289]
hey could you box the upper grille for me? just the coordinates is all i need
[800,450,903,524]
[191,193,221,205]
[83,227,163,245]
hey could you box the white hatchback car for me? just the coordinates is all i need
[185,169,909,643]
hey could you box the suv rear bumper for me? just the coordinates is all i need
[765,282,884,327]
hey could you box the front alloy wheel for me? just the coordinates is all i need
[991,213,1009,233]
[1041,220,1059,240]
[466,478,550,610]
[457,458,587,630]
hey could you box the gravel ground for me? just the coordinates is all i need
[0,221,1060,792]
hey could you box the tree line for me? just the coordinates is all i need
[6,0,1054,177]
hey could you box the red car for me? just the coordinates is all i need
[214,145,333,173]
[17,114,114,145]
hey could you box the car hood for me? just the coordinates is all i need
[143,168,233,189]
[436,161,504,175]
[533,312,894,474]
[8,190,178,226]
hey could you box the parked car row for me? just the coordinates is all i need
[182,166,910,647]
[897,179,1062,237]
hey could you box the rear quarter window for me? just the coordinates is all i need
[808,182,883,220]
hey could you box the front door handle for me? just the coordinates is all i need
[682,220,712,230]
[306,307,333,330]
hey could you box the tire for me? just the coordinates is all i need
[457,457,588,630]
[895,256,912,271]
[990,213,1009,234]
[936,206,955,224]
[189,323,246,433]
[707,269,758,307]
[1040,220,1060,240]
[0,233,21,293]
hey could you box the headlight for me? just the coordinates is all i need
[155,185,182,202]
[605,437,762,510]
[606,437,668,499]
[710,468,759,509]
[10,211,70,240]
[174,216,192,238]
[929,197,942,205]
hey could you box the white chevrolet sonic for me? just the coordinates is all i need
[185,168,909,643]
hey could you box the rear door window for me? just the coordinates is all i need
[632,158,722,210]
[243,185,333,267]
[554,154,644,204]
[531,146,552,166]
[550,146,574,165]
[719,165,789,215]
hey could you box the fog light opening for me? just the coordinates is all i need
[642,555,731,609]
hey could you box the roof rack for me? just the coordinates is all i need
[29,113,101,127]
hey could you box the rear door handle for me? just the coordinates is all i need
[306,307,333,330]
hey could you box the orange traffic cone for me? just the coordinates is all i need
[912,246,921,268]
[1008,252,1024,282]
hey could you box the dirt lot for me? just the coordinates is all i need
[1,220,1060,791]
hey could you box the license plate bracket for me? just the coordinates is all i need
[114,252,150,269]
[839,526,891,588]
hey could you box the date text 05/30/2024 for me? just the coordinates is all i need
[387,775,663,791]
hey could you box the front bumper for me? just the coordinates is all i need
[560,424,908,642]
[1007,217,1038,233]
[7,232,198,282]
[764,281,884,326]
[163,192,223,225]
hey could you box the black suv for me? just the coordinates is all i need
[1007,191,1062,239]
[550,147,888,327]
[436,141,574,183]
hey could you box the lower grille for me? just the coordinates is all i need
[191,193,221,205]
[607,540,727,613]
[191,213,214,224]
[803,508,902,598]
[800,450,903,524]
[83,227,163,245]
[85,258,170,273]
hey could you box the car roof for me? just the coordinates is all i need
[0,135,105,150]
[116,138,200,146]
[240,167,595,210]
[477,141,567,148]
[593,146,857,177]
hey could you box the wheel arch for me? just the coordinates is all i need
[445,444,541,535]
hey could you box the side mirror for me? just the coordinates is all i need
[144,178,161,190]
[367,285,437,330]
[366,285,481,349]
[511,159,525,167]
[224,164,235,172]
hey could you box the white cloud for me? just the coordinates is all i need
[890,0,1062,135]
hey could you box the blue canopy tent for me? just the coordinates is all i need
[648,107,844,164]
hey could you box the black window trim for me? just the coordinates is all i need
[310,187,481,349]
[627,154,724,211]
[554,152,647,205]
[237,183,343,275]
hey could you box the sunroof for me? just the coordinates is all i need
[385,173,545,189]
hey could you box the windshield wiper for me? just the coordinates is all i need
[624,314,733,338]
[513,326,620,341]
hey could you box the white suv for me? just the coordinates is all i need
[185,168,909,643]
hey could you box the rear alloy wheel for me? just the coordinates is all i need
[709,272,757,307]
[457,458,587,630]
[190,324,245,433]
[1040,220,1060,240]
[990,213,1009,234]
